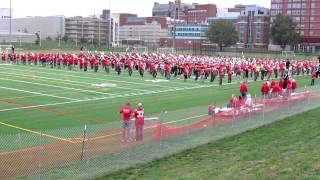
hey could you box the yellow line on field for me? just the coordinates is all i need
[0,121,76,144]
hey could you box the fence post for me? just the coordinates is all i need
[159,112,164,149]
[80,124,87,161]
[262,94,265,122]
[38,131,43,180]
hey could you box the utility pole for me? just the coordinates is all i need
[9,0,12,45]
[109,0,112,49]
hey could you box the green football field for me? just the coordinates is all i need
[0,62,315,146]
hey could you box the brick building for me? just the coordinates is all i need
[237,5,270,49]
[270,0,320,52]
[152,1,217,22]
[119,14,169,47]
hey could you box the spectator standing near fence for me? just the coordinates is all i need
[240,81,248,99]
[134,103,145,142]
[119,102,133,142]
[261,82,270,98]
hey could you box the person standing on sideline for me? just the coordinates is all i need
[240,81,248,99]
[134,103,145,141]
[119,102,133,142]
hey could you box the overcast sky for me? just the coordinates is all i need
[0,0,271,18]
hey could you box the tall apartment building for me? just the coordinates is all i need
[152,1,217,23]
[270,0,320,52]
[237,5,270,49]
[0,8,12,19]
[65,15,112,47]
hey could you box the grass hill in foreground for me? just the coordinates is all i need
[99,107,320,180]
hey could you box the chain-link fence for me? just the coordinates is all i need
[1,85,320,179]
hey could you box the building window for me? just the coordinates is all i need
[310,23,314,29]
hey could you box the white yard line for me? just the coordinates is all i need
[0,65,182,90]
[7,63,200,87]
[0,77,118,96]
[0,86,79,101]
[0,71,152,93]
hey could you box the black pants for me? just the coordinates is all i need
[311,79,315,86]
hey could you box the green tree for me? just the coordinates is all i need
[80,37,87,44]
[46,36,52,41]
[207,19,238,51]
[62,34,68,43]
[271,14,300,51]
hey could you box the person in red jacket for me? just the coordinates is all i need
[240,81,248,99]
[271,79,276,89]
[261,82,270,98]
[229,94,237,108]
[279,78,284,89]
[272,84,282,98]
[119,102,133,142]
[311,72,316,86]
[291,79,297,93]
[133,103,145,141]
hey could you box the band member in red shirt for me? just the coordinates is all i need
[1,53,6,63]
[219,70,224,86]
[311,72,316,86]
[133,103,145,141]
[119,102,133,142]
[227,70,232,83]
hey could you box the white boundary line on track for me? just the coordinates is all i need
[0,71,152,93]
[0,86,79,101]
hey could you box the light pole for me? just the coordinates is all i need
[9,0,12,45]
[91,31,93,48]
[98,18,101,47]
[75,32,78,47]
[37,30,41,47]
[57,32,61,48]
[109,0,112,49]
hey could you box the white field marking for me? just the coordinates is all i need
[0,71,154,93]
[0,64,12,66]
[0,70,252,113]
[0,86,79,101]
[0,65,183,90]
[0,67,242,91]
[6,63,200,88]
[0,77,118,97]
[0,82,221,113]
